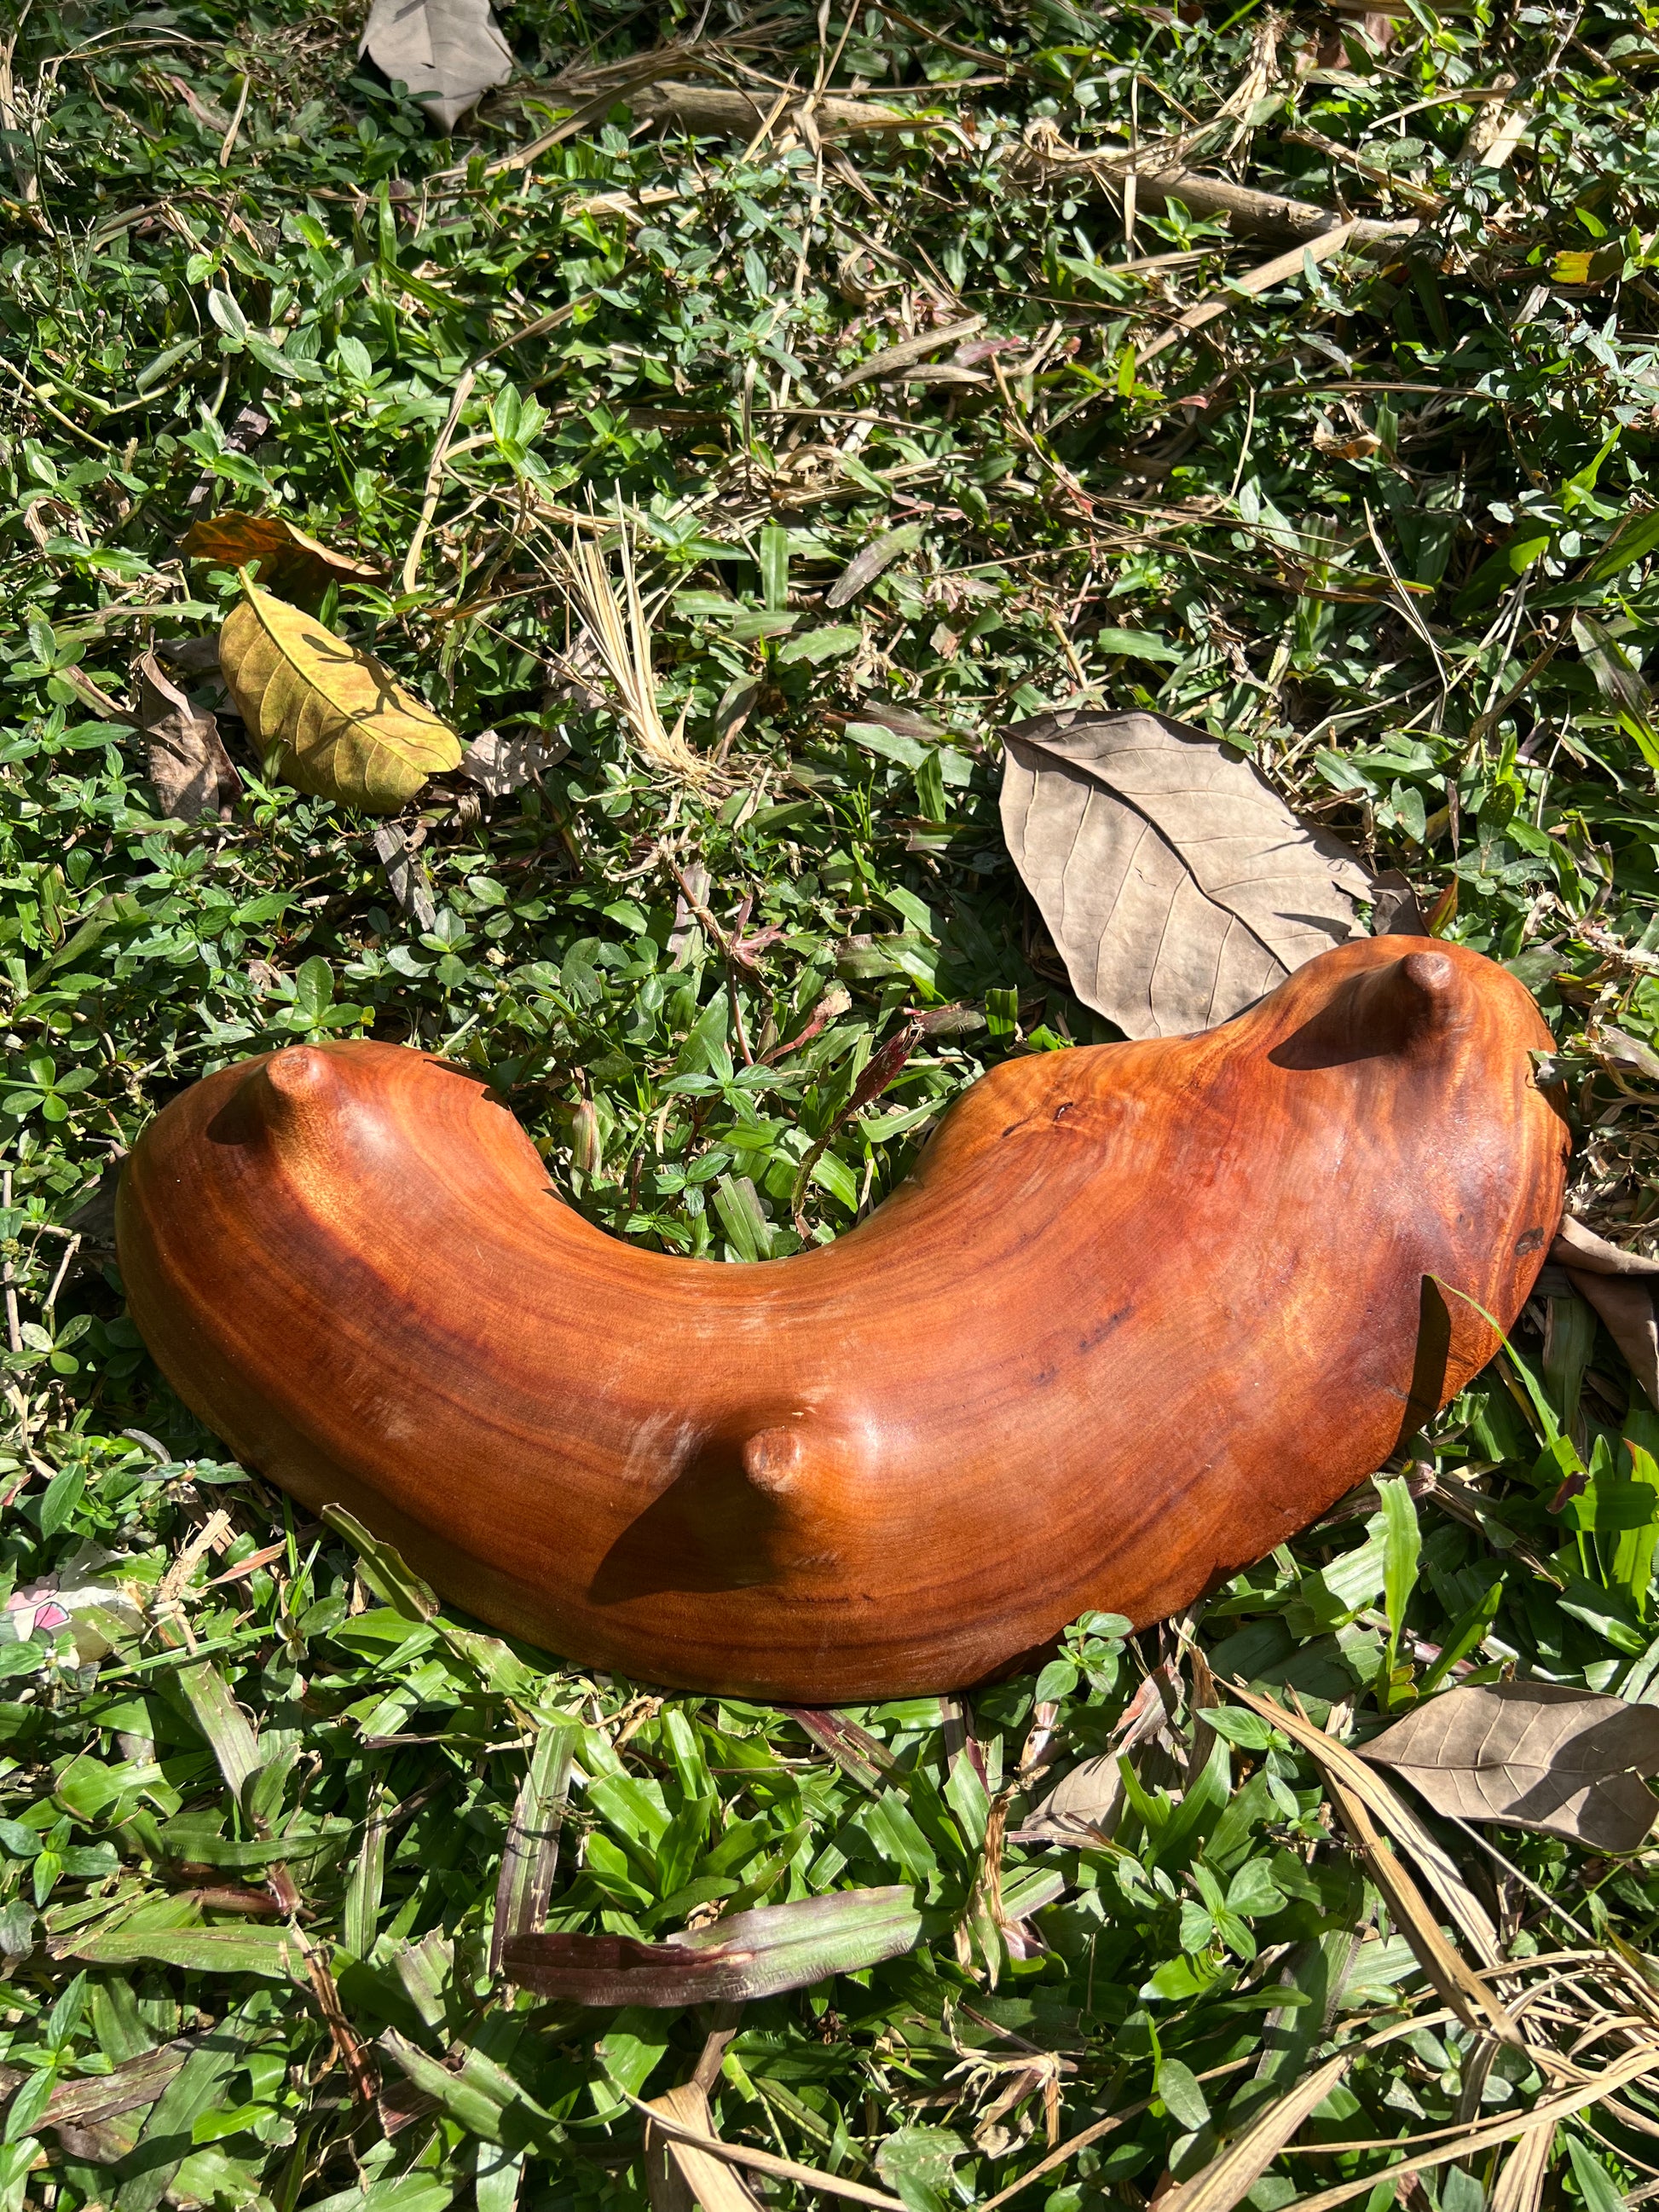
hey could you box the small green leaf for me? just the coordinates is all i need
[1157,2056,1211,2130]
[775,624,864,666]
[37,1458,86,1537]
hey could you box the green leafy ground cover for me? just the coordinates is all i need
[7,0,1659,2206]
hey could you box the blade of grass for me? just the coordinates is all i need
[489,1722,575,1976]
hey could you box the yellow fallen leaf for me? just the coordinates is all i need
[220,578,460,814]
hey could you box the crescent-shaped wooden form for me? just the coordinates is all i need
[117,937,1567,1701]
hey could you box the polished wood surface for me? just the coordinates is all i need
[116,938,1567,1701]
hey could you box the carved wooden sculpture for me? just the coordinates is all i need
[118,937,1566,1701]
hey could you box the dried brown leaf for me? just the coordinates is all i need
[361,0,512,130]
[179,514,379,605]
[999,710,1371,1038]
[135,652,240,823]
[373,824,436,933]
[1361,1680,1659,1852]
[1553,1217,1659,1408]
[459,725,570,797]
[1368,869,1428,936]
[1014,1753,1126,1846]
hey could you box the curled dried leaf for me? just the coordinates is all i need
[361,0,513,130]
[135,652,240,822]
[180,515,379,606]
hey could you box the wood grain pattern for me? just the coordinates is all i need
[116,937,1567,1701]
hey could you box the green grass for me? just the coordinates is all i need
[6,0,1659,2208]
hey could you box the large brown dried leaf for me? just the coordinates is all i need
[1362,1679,1659,1852]
[135,653,240,822]
[179,515,379,607]
[999,709,1372,1038]
[361,0,512,130]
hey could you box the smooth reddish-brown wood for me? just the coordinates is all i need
[117,937,1566,1701]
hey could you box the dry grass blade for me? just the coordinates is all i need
[1282,125,1444,212]
[823,316,985,396]
[644,2082,763,2212]
[1136,223,1361,368]
[1322,1764,1518,2041]
[553,515,707,783]
[623,2088,906,2209]
[1014,130,1419,249]
[1279,2036,1659,2212]
[1228,1686,1505,1963]
[299,1937,380,2104]
[402,367,476,596]
[630,82,931,140]
[1159,2055,1351,2212]
[1490,2127,1552,2212]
